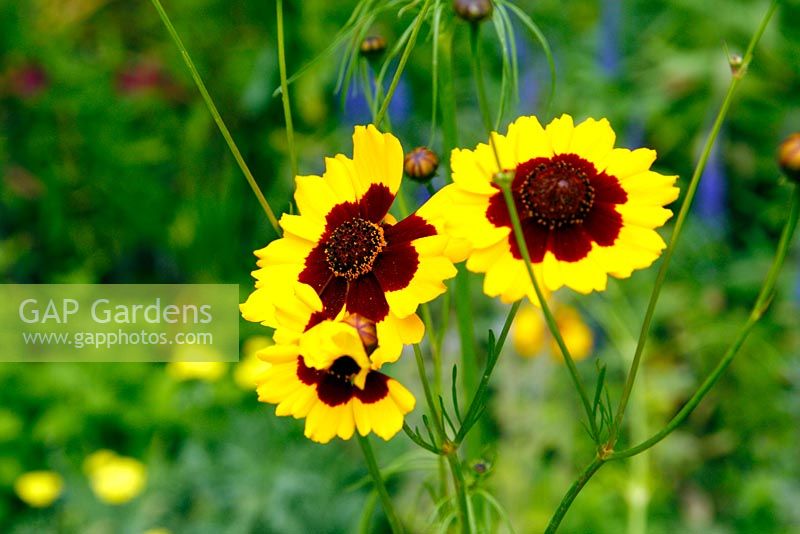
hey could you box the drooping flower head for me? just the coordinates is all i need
[241,125,456,336]
[422,114,679,302]
[255,283,417,443]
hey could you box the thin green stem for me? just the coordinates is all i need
[454,266,480,450]
[544,457,604,534]
[412,342,451,509]
[357,434,405,534]
[421,303,443,400]
[276,0,298,179]
[446,451,474,534]
[497,183,599,439]
[610,185,800,459]
[469,20,596,442]
[375,0,433,128]
[413,344,446,439]
[149,0,279,233]
[606,0,779,448]
[454,301,520,445]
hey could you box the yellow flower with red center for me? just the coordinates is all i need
[254,283,418,443]
[241,125,456,335]
[422,114,679,302]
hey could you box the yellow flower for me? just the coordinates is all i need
[513,304,593,361]
[234,336,273,389]
[14,471,63,508]
[84,450,146,505]
[241,125,457,337]
[166,360,227,381]
[143,529,172,534]
[422,114,679,302]
[255,283,417,444]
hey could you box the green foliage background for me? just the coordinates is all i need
[1,0,799,532]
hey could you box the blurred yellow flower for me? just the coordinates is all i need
[14,471,63,508]
[143,529,172,534]
[166,344,228,382]
[233,336,273,389]
[84,450,146,505]
[167,361,227,382]
[513,304,593,361]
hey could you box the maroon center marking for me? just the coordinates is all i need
[324,217,387,281]
[295,356,391,407]
[518,157,595,229]
[485,153,627,263]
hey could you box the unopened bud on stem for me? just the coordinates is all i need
[453,0,493,23]
[778,133,800,183]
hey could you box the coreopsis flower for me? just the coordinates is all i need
[84,450,147,505]
[423,114,679,301]
[513,303,593,361]
[14,471,63,508]
[241,125,456,335]
[255,283,417,443]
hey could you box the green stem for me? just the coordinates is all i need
[454,301,520,445]
[544,457,604,534]
[454,266,480,450]
[375,0,433,128]
[545,185,798,532]
[421,303,443,401]
[610,185,800,459]
[498,183,599,439]
[413,344,446,439]
[606,0,779,448]
[276,0,298,179]
[471,17,596,439]
[357,434,405,534]
[149,0,279,234]
[446,450,474,534]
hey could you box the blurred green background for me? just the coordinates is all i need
[1,0,799,532]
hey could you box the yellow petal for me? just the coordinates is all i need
[294,174,339,220]
[280,213,324,243]
[603,148,657,178]
[506,115,553,163]
[323,154,360,203]
[569,117,616,170]
[352,125,404,196]
[387,379,416,413]
[450,147,501,195]
[545,114,575,155]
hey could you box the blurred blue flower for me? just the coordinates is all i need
[598,0,622,77]
[696,140,728,232]
[342,74,410,127]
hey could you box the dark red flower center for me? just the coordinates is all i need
[299,183,437,328]
[296,356,389,407]
[486,153,628,263]
[518,159,595,229]
[324,218,386,281]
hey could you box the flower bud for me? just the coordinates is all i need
[778,133,800,183]
[728,53,743,76]
[359,35,387,58]
[343,314,378,354]
[404,147,439,182]
[453,0,493,23]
